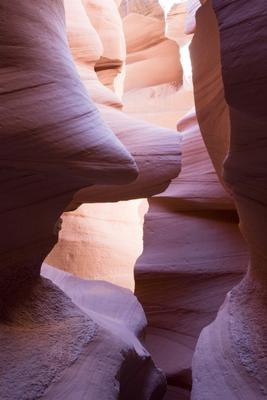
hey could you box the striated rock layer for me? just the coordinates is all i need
[135,109,248,395]
[47,0,181,291]
[82,0,126,92]
[121,0,182,92]
[190,0,229,179]
[41,264,166,400]
[119,0,164,20]
[0,0,137,313]
[1,276,96,400]
[64,0,123,108]
[122,2,251,398]
[191,1,267,399]
[123,12,182,91]
[0,0,179,398]
[46,200,147,291]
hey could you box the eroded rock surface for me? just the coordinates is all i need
[2,0,262,399]
[190,0,230,179]
[122,2,249,398]
[0,0,174,398]
[47,0,181,291]
[0,0,138,312]
[135,109,247,396]
[46,200,147,291]
[0,278,96,400]
[82,0,126,93]
[119,0,164,20]
[122,5,182,92]
[64,0,123,108]
[42,264,166,400]
[191,1,267,398]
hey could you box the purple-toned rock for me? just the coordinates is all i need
[191,1,267,398]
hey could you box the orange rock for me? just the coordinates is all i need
[83,0,126,92]
[123,12,183,91]
[65,0,123,107]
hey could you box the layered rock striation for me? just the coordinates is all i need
[191,1,267,399]
[1,0,263,399]
[0,0,181,398]
[130,1,248,398]
[47,0,181,292]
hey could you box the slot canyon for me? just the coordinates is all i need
[0,0,266,399]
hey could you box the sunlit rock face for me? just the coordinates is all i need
[123,14,182,91]
[47,105,181,291]
[64,0,123,107]
[82,0,126,93]
[47,0,181,293]
[120,0,164,19]
[190,0,229,178]
[191,1,267,399]
[121,0,189,134]
[165,3,188,44]
[121,0,182,92]
[165,2,194,90]
[46,200,147,291]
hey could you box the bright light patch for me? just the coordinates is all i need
[159,0,193,89]
[159,0,187,16]
[180,42,193,89]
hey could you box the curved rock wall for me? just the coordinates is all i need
[47,0,181,291]
[119,0,164,19]
[83,0,126,93]
[190,0,230,179]
[0,0,180,398]
[64,0,123,108]
[191,1,267,398]
[1,0,262,399]
[0,0,138,311]
[131,1,248,398]
[122,3,183,92]
[46,200,146,291]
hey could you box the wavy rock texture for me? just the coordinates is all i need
[190,0,230,179]
[122,10,182,91]
[119,0,164,19]
[191,1,267,399]
[1,277,96,400]
[0,0,138,310]
[165,2,194,91]
[46,200,147,291]
[47,109,181,291]
[41,264,166,400]
[121,1,248,398]
[47,0,181,292]
[73,105,181,205]
[135,109,247,398]
[64,0,123,108]
[82,0,126,93]
[121,0,193,128]
[165,3,188,44]
[0,0,173,398]
[2,0,261,399]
